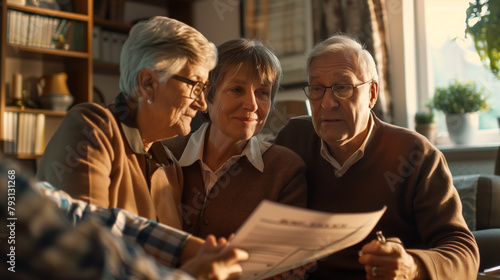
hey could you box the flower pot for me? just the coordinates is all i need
[445,112,479,145]
[415,123,438,144]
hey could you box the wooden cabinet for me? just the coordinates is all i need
[0,0,93,158]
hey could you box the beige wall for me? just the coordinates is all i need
[193,0,241,46]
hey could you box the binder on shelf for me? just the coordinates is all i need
[12,10,21,44]
[16,113,26,154]
[28,113,36,154]
[20,12,29,45]
[100,30,112,63]
[27,13,36,46]
[12,112,18,154]
[6,10,12,44]
[110,32,121,64]
[92,26,101,60]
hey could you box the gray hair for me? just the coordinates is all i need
[119,16,217,98]
[200,38,282,121]
[307,34,378,82]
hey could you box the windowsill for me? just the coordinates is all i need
[435,129,500,152]
[435,129,499,176]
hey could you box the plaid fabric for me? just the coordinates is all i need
[0,160,194,280]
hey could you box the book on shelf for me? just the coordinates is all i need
[92,26,101,60]
[34,114,46,155]
[2,111,45,156]
[2,111,17,154]
[7,0,26,5]
[6,10,82,51]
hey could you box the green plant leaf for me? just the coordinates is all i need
[431,80,490,114]
[465,0,500,79]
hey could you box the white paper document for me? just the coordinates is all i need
[230,200,387,280]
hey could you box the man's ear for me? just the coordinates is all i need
[369,81,379,109]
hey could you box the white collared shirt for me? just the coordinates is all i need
[178,122,271,194]
[320,113,375,177]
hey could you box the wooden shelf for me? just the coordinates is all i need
[7,3,90,21]
[5,153,42,160]
[7,44,90,59]
[4,107,67,117]
[94,17,133,33]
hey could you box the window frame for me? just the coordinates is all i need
[387,0,500,147]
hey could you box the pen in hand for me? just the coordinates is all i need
[358,231,405,256]
[376,231,404,247]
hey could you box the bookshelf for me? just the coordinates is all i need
[1,0,193,160]
[0,0,93,158]
[92,0,192,75]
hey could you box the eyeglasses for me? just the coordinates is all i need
[303,80,373,100]
[170,74,211,99]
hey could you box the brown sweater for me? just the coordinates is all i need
[164,134,308,239]
[275,115,479,280]
[36,95,184,228]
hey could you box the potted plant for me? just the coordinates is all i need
[431,79,490,145]
[415,108,438,144]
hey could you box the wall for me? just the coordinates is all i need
[192,0,241,46]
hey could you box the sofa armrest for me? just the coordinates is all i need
[475,175,500,230]
[473,229,500,272]
[454,174,500,231]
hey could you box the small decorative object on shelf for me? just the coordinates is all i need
[38,72,74,111]
[9,73,25,109]
[415,108,438,144]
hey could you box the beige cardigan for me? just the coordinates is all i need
[37,95,183,228]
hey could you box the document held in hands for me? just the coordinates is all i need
[230,200,387,280]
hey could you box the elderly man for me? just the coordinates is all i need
[275,34,479,280]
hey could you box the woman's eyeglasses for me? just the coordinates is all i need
[170,74,211,99]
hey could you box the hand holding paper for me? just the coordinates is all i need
[229,200,386,280]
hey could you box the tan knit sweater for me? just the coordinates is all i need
[37,96,184,228]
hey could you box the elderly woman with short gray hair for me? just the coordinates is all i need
[38,15,215,227]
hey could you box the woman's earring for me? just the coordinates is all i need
[147,98,153,104]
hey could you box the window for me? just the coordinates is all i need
[420,0,500,133]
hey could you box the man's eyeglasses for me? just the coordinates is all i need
[303,80,373,100]
[170,74,211,99]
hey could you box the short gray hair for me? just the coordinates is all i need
[307,34,378,82]
[119,16,217,98]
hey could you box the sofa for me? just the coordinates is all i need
[454,174,500,272]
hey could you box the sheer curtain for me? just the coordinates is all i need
[312,0,392,123]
